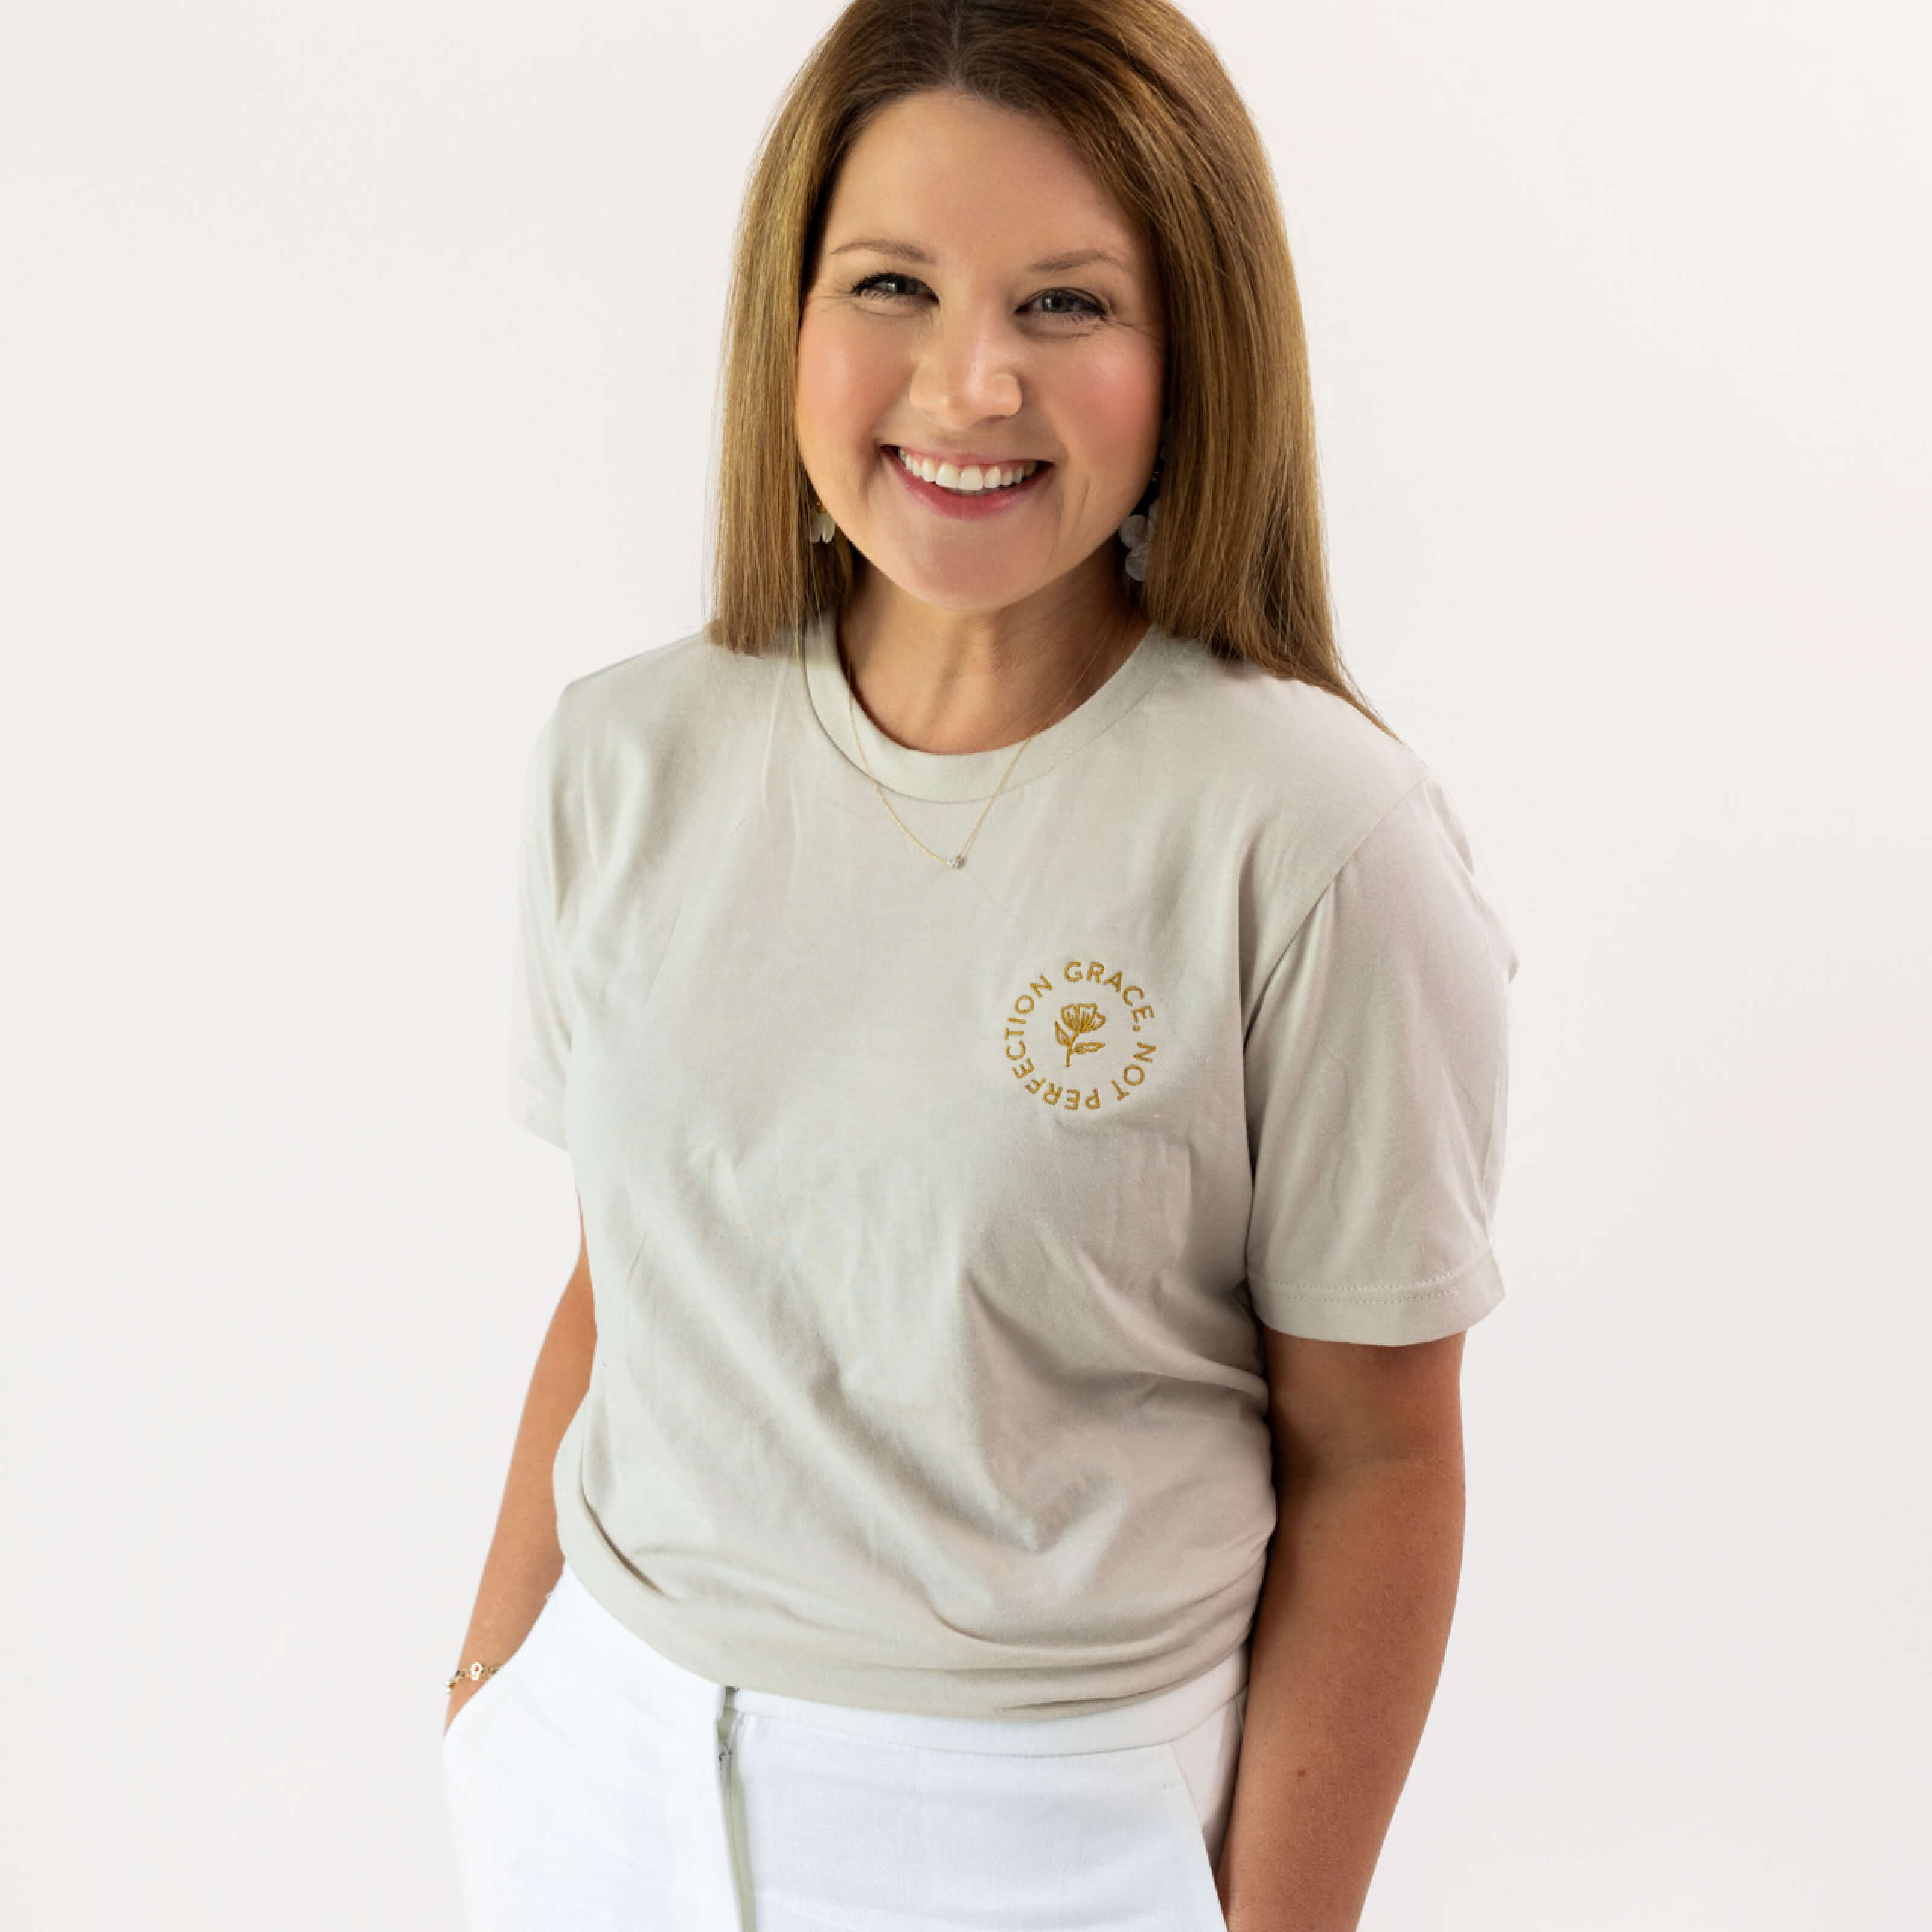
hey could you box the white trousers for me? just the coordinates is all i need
[442,1561,1248,1931]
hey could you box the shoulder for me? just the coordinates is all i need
[1145,637,1425,811]
[537,629,787,798]
[1139,635,1432,903]
[551,629,778,752]
[517,632,789,878]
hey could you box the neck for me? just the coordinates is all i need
[838,561,1147,756]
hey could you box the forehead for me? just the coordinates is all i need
[823,89,1147,271]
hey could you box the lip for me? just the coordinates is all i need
[891,444,1042,471]
[882,444,1052,522]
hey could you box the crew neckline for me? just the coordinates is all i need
[796,605,1179,803]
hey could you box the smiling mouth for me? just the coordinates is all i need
[885,445,1049,496]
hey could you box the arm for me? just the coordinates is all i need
[444,1198,597,1731]
[1215,1325,1468,1931]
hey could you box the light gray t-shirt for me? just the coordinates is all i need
[507,607,1516,1720]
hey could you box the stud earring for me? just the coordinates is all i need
[810,499,836,544]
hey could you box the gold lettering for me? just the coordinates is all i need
[1063,1086,1082,1111]
[1086,961,1105,982]
[1104,971,1124,994]
[1006,1040,1027,1060]
[1029,973,1054,1000]
[1026,1075,1045,1095]
[1133,1043,1156,1063]
[1042,1083,1063,1105]
[1131,1003,1154,1025]
[1015,994,1034,1016]
[1084,1088,1101,1109]
[1012,1058,1035,1080]
[1124,986,1144,1005]
[1122,1063,1145,1086]
[1112,1079,1128,1101]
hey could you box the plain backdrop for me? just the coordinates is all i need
[2,2,1927,1927]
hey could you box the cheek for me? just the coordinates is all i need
[1060,347,1163,471]
[796,313,898,453]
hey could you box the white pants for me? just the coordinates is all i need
[442,1561,1248,1930]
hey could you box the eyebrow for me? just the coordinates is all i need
[825,238,1132,275]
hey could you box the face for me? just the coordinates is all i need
[796,89,1166,618]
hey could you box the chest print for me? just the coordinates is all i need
[999,959,1160,1114]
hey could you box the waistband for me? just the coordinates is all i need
[551,1561,1249,1754]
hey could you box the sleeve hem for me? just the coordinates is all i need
[1246,1243,1505,1345]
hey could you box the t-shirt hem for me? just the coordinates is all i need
[1245,1243,1505,1344]
[550,1410,1258,1725]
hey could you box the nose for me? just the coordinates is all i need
[905,301,1023,427]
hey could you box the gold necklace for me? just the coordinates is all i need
[840,622,1122,871]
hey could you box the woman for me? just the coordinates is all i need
[441,2,1516,1928]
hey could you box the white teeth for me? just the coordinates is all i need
[894,448,1039,494]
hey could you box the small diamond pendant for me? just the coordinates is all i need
[945,854,964,869]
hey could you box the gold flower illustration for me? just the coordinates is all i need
[1055,1002,1107,1068]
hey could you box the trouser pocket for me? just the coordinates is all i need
[1160,1684,1248,1872]
[441,1582,564,1776]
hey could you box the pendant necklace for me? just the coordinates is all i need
[840,622,1120,871]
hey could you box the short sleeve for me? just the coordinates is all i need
[1243,773,1517,1344]
[505,702,574,1148]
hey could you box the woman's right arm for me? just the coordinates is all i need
[444,1197,596,1732]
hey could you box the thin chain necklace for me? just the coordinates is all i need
[840,621,1122,871]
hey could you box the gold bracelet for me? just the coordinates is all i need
[446,1586,554,1692]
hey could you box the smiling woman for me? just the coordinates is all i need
[707,0,1380,734]
[792,87,1167,743]
[444,4,1518,1930]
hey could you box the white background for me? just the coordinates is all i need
[2,2,1927,1927]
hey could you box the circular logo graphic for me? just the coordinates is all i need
[1000,958,1160,1115]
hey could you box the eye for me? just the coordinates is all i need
[850,272,924,302]
[1034,289,1107,319]
[847,273,1108,322]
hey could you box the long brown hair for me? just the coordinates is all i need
[704,0,1393,738]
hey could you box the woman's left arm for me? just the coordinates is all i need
[1214,1326,1469,1932]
